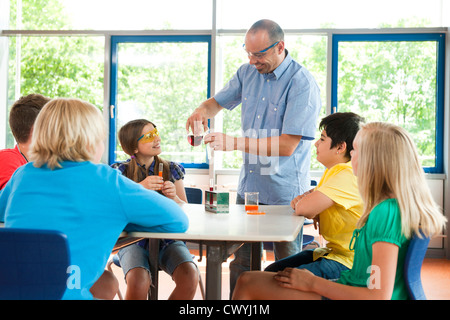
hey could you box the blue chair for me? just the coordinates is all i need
[404,232,430,300]
[0,228,69,300]
[302,234,320,249]
[185,187,202,204]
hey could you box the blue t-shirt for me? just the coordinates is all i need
[111,158,185,249]
[214,51,322,204]
[0,161,188,300]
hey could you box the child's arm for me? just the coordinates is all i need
[275,241,399,300]
[115,171,188,233]
[291,190,334,219]
[289,188,314,208]
[162,179,187,204]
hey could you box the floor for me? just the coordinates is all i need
[110,253,450,301]
[421,258,450,300]
[109,226,450,300]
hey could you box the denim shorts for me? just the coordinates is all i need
[117,241,195,279]
[264,249,349,280]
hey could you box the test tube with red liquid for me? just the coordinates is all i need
[209,178,214,205]
[187,134,203,146]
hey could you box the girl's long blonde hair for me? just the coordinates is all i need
[29,98,105,169]
[356,122,446,239]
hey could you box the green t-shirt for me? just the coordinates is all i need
[337,198,410,300]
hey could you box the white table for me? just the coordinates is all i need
[126,203,304,300]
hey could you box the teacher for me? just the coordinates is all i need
[186,19,322,296]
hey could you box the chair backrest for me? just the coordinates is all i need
[403,232,430,300]
[185,187,202,204]
[0,228,70,300]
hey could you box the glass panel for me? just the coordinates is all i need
[8,0,212,30]
[217,0,445,29]
[6,35,104,148]
[5,0,448,31]
[287,35,327,170]
[337,40,438,168]
[214,35,247,170]
[216,35,327,170]
[114,41,209,165]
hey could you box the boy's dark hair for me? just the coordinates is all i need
[9,94,51,143]
[319,112,365,159]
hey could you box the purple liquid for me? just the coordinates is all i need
[187,135,203,147]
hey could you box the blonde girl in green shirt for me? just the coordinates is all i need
[233,122,446,300]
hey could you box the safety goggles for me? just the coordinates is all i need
[243,41,280,59]
[137,127,159,143]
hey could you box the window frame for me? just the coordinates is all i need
[331,33,446,173]
[109,35,212,168]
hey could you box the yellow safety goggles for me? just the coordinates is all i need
[137,127,159,143]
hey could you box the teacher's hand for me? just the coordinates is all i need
[204,132,236,151]
[186,107,208,137]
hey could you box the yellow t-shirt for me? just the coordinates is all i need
[313,161,363,269]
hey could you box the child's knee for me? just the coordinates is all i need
[126,268,151,289]
[232,271,255,299]
[90,270,119,300]
[176,262,199,286]
[236,271,253,286]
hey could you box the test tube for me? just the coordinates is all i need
[209,178,214,205]
[158,163,163,190]
[158,163,163,177]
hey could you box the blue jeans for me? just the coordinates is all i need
[264,249,349,280]
[229,193,304,298]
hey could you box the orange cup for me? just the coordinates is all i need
[245,192,259,213]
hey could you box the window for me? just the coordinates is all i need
[217,0,446,29]
[109,35,211,168]
[332,33,445,173]
[1,0,448,174]
[5,35,104,147]
[7,0,212,30]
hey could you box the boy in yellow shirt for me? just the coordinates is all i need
[232,112,364,299]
